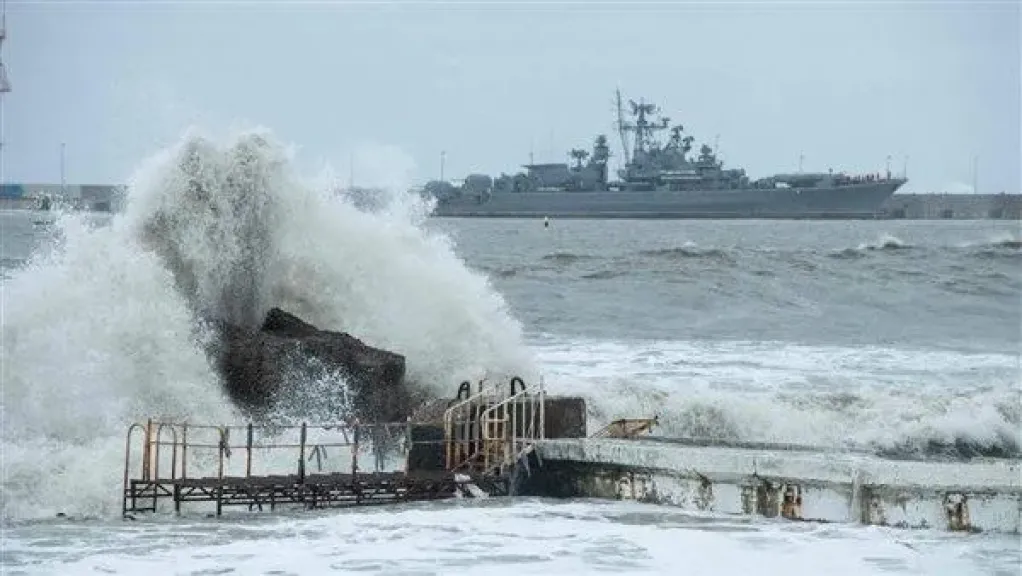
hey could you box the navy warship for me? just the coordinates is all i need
[421,92,906,219]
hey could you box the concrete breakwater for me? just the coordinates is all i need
[520,437,1022,534]
[116,381,1020,534]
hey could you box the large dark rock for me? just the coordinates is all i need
[212,307,413,423]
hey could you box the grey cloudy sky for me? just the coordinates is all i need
[3,0,1019,194]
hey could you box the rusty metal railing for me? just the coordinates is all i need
[479,376,546,475]
[122,418,420,513]
[440,375,546,474]
[442,377,516,471]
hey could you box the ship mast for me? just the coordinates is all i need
[617,95,669,163]
[615,89,631,165]
[0,0,11,185]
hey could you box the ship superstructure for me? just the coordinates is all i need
[421,92,905,219]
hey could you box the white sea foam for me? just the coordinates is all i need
[1,128,535,520]
[3,500,1016,575]
[534,336,1021,458]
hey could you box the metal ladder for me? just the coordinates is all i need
[443,376,545,475]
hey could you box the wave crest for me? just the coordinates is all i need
[0,127,535,520]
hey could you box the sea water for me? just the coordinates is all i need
[1,130,1019,574]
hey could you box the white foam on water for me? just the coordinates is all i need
[1,127,535,521]
[2,500,1016,575]
[533,336,1021,457]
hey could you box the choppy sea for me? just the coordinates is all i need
[1,131,1019,574]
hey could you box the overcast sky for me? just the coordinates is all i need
[2,0,1019,194]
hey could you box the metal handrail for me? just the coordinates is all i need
[479,377,546,474]
[123,420,420,490]
[442,378,504,427]
[122,422,147,515]
[151,423,179,481]
[442,377,516,470]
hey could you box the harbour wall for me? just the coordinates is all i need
[1,184,1019,219]
[416,388,1022,534]
[881,193,1022,220]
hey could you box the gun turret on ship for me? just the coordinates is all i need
[422,91,906,219]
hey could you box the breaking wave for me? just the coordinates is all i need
[638,243,735,262]
[541,251,594,266]
[129,129,533,385]
[491,227,1020,462]
[828,234,911,259]
[538,338,1022,460]
[0,128,535,521]
[2,128,1018,522]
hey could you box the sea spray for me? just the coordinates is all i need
[1,128,536,520]
[125,128,535,389]
[1,213,235,520]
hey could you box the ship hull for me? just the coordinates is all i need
[431,180,904,219]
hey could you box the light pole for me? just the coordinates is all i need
[0,0,12,186]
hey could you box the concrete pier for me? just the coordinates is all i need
[523,438,1022,534]
[117,384,1021,535]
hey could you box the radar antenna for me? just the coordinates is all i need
[569,148,589,170]
[618,95,669,162]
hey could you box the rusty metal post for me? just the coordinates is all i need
[352,422,360,478]
[181,424,188,479]
[246,423,254,477]
[298,423,307,483]
[539,377,546,440]
[169,428,178,481]
[404,416,412,475]
[472,403,481,467]
[122,425,132,515]
[444,413,452,470]
[152,424,176,482]
[123,423,146,517]
[142,418,153,481]
[511,395,517,460]
[152,428,160,482]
